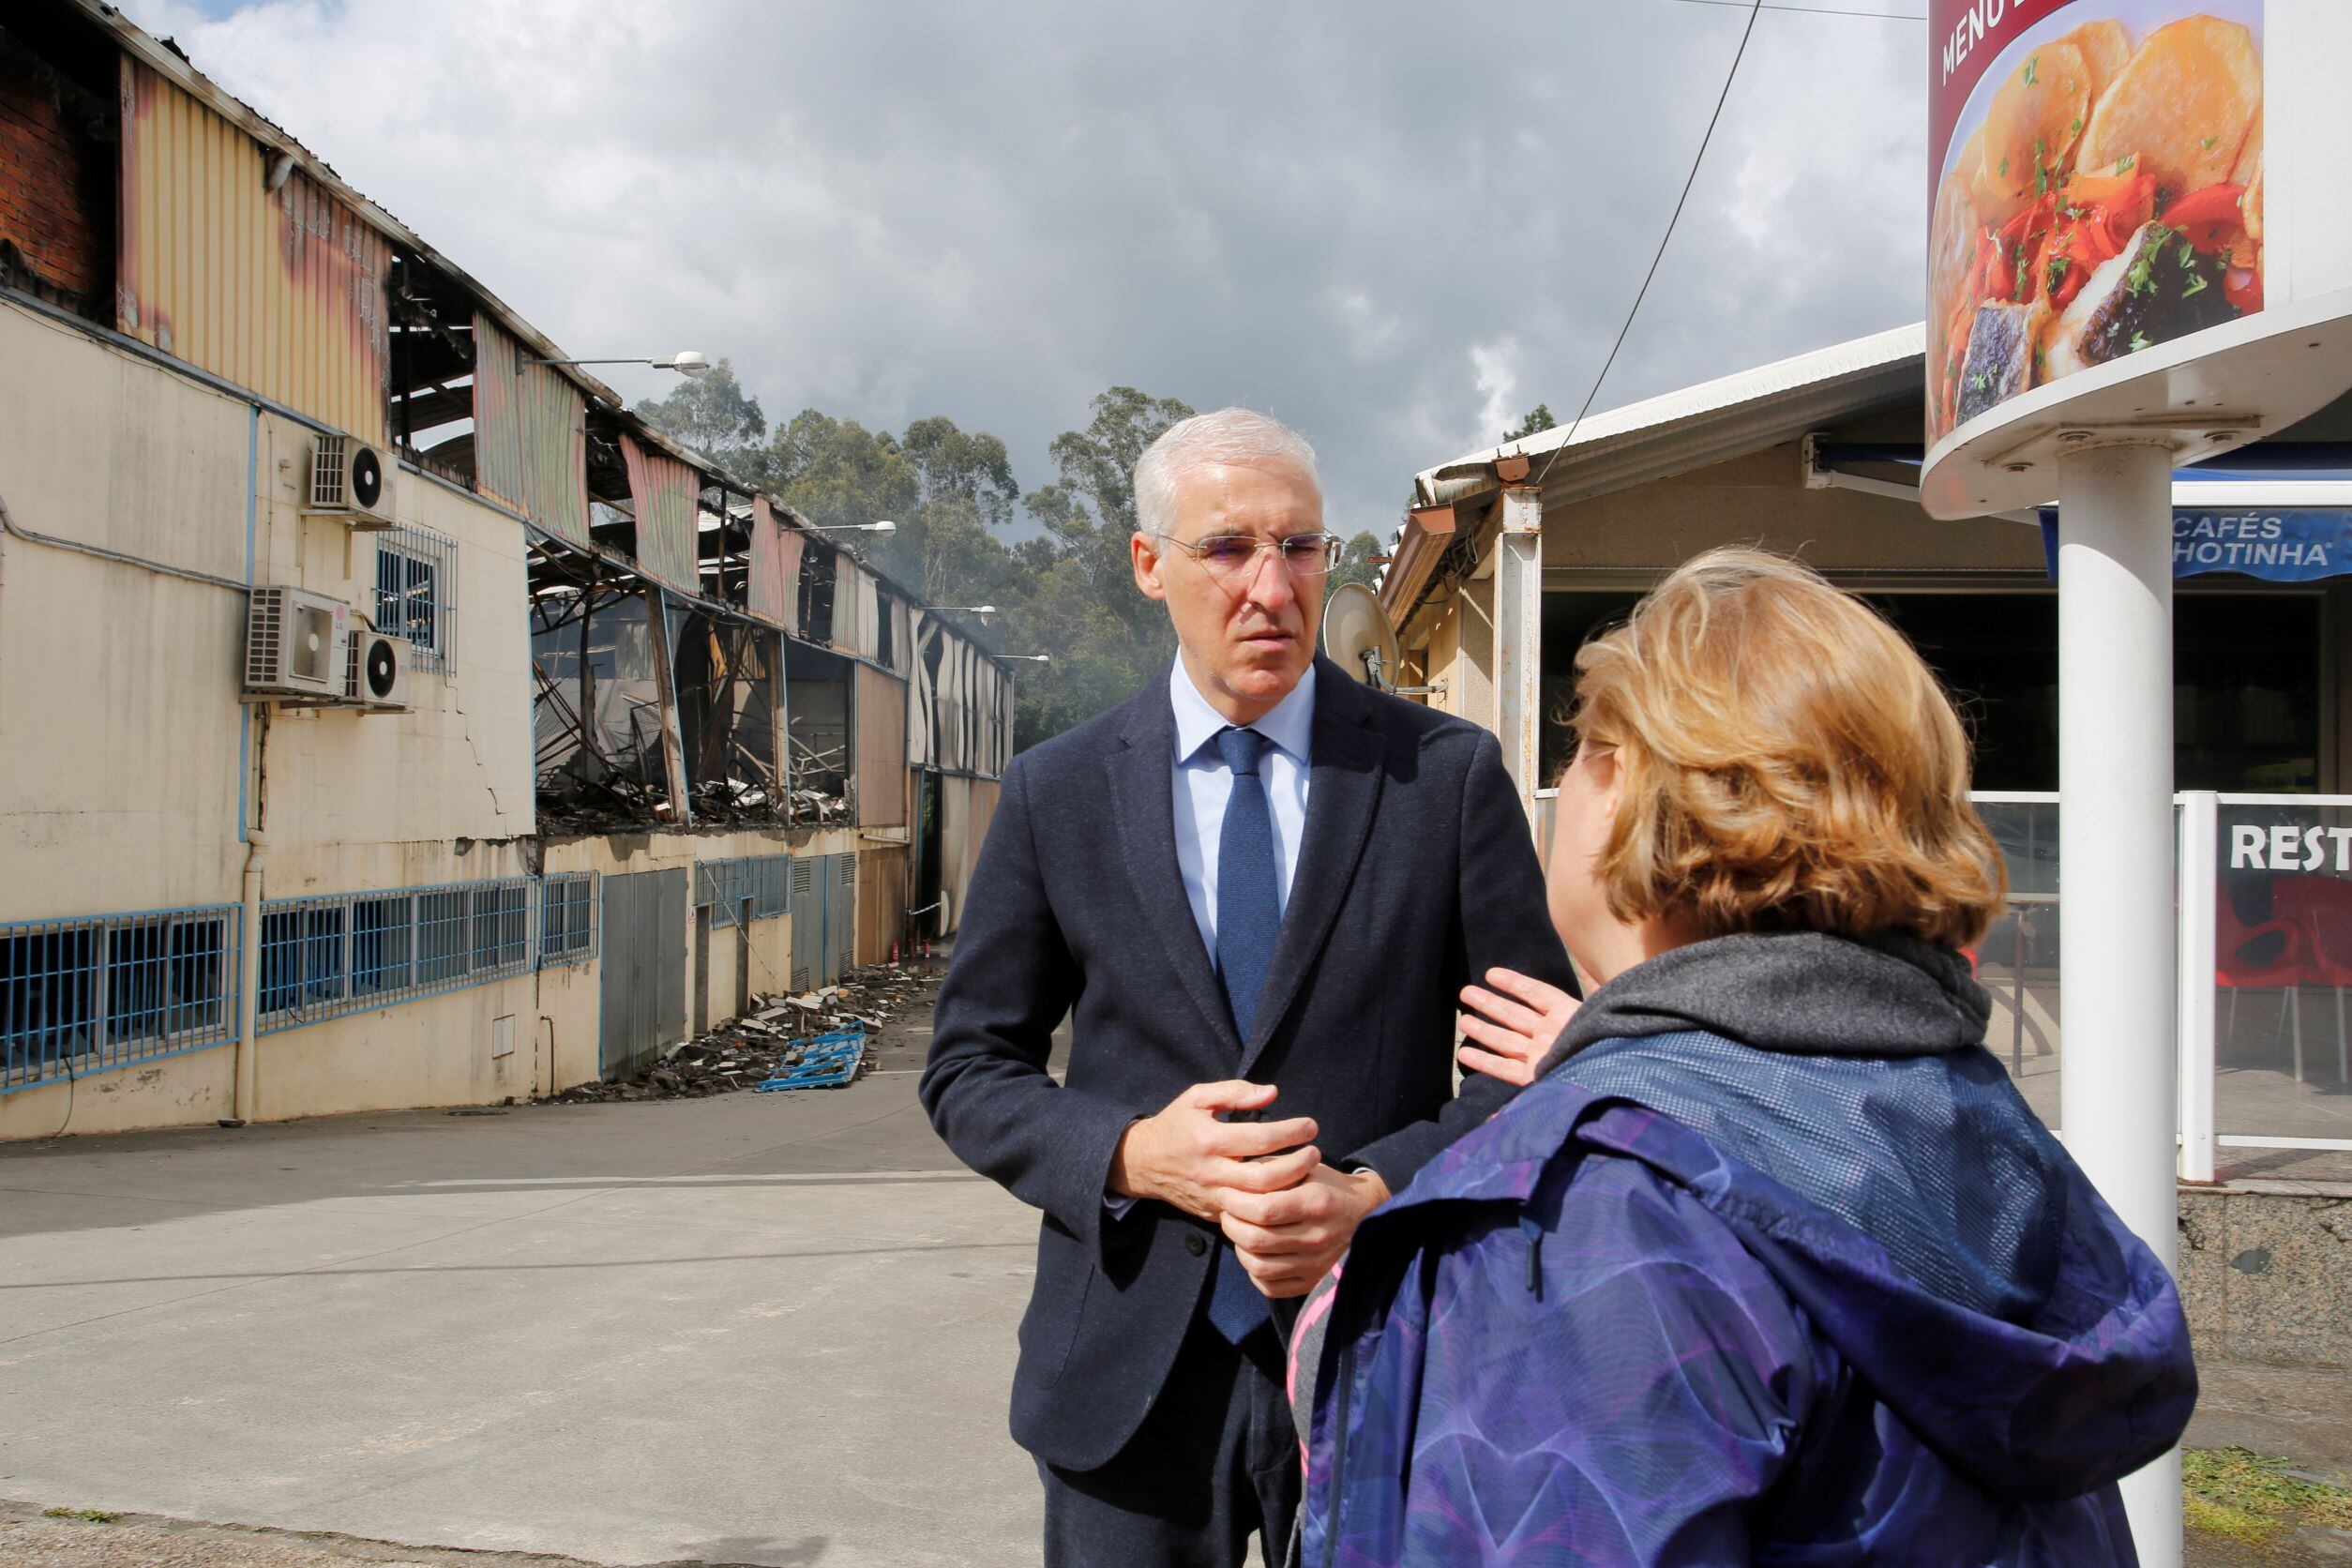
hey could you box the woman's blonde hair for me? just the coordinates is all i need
[1570,547,2007,948]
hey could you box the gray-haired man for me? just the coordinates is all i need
[922,409,1572,1564]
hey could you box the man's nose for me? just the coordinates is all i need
[1241,547,1295,612]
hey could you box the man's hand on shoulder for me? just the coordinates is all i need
[1108,1079,1320,1226]
[1214,1163,1390,1299]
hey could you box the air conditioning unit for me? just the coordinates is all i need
[307,432,395,529]
[245,586,351,700]
[346,628,411,713]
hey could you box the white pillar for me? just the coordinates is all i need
[1492,484,1544,825]
[2056,438,2180,1568]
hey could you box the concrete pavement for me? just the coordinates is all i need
[0,1052,1046,1568]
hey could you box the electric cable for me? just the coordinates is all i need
[1532,0,1766,490]
[1664,0,1922,20]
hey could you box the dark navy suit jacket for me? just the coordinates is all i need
[919,657,1573,1470]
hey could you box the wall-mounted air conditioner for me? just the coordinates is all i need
[307,432,396,529]
[245,585,351,700]
[346,628,411,713]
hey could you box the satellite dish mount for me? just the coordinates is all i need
[1320,582,1444,697]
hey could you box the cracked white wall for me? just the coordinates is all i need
[0,295,541,1138]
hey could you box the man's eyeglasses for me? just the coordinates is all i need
[1154,531,1346,585]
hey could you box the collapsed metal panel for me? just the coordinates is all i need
[674,610,781,818]
[116,61,389,444]
[908,614,934,769]
[829,559,867,656]
[531,584,675,824]
[854,665,908,828]
[618,430,699,593]
[747,497,793,626]
[473,310,590,545]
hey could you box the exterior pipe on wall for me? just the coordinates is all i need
[233,826,266,1126]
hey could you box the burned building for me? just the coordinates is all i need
[0,0,1009,1138]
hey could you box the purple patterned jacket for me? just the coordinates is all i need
[1293,1029,2196,1567]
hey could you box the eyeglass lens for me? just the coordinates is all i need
[1194,535,1334,577]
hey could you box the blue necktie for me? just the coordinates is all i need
[1205,725,1280,1344]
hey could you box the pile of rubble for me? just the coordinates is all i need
[548,963,936,1104]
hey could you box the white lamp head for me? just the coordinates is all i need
[870,520,897,535]
[658,351,711,376]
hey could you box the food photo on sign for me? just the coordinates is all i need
[1929,0,2264,444]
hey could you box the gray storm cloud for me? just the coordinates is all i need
[125,0,1925,530]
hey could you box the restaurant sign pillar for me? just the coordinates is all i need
[1493,484,1544,824]
[2053,439,2180,1559]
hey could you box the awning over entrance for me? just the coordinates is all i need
[1810,440,2352,581]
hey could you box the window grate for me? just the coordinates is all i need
[375,522,458,672]
[5,877,600,1092]
[258,876,551,1034]
[697,856,791,926]
[1,908,241,1093]
[540,873,600,965]
[749,855,791,919]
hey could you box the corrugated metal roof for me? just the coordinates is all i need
[1383,324,1926,606]
[1414,324,1925,503]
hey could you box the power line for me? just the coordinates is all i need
[1532,0,1766,489]
[1664,0,1924,19]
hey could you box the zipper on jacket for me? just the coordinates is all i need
[1319,1334,1357,1568]
[1520,1210,1545,1299]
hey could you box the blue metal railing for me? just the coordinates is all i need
[257,877,536,1033]
[1,906,242,1093]
[4,872,604,1093]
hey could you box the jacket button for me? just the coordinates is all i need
[1184,1232,1208,1257]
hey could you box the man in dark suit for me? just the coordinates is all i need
[921,408,1573,1566]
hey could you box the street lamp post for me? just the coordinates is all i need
[798,520,897,536]
[522,351,712,376]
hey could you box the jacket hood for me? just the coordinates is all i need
[1539,929,1992,1071]
[1388,934,2195,1503]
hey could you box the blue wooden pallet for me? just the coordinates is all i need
[753,1027,867,1091]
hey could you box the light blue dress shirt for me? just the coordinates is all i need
[1169,657,1316,958]
[1103,660,1317,1218]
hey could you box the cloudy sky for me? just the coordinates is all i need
[122,0,1927,533]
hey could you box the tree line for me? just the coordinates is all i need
[636,367,1385,749]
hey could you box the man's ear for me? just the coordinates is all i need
[1133,531,1168,602]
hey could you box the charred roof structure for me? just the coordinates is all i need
[0,0,1013,1138]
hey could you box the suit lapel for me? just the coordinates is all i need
[1106,686,1245,1060]
[1239,660,1386,1077]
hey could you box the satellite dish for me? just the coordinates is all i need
[1320,581,1402,691]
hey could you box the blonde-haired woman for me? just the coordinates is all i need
[1288,549,2195,1567]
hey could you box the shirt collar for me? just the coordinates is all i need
[1169,657,1317,767]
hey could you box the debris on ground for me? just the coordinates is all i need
[545,963,934,1104]
[754,1029,867,1092]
